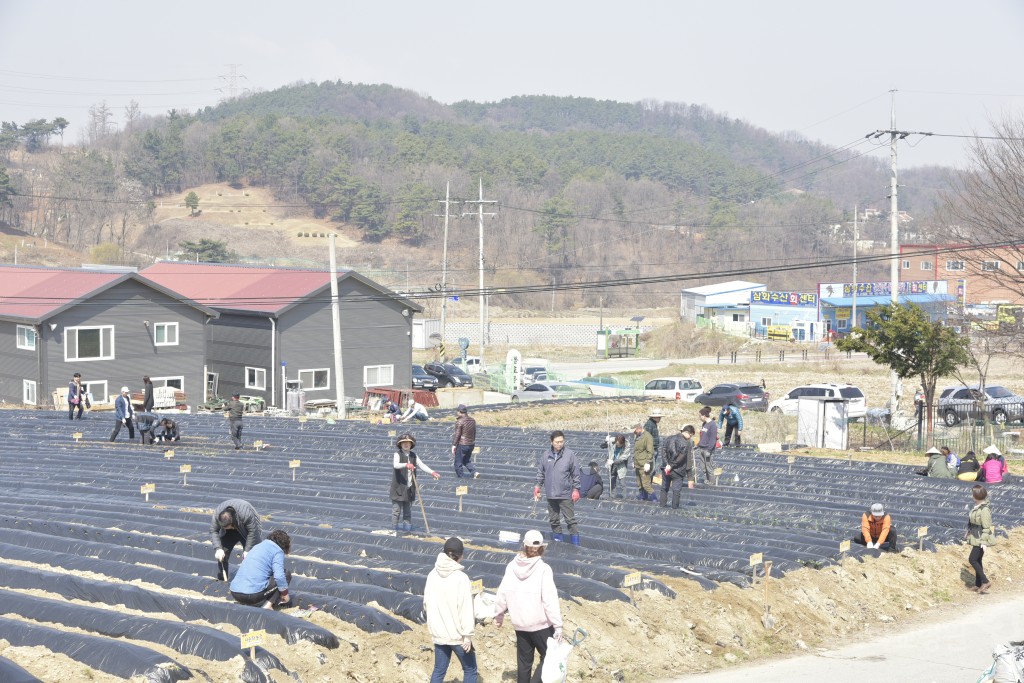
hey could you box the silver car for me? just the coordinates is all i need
[937,385,1024,426]
[510,382,592,402]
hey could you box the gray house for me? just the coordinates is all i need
[0,265,218,408]
[141,263,422,406]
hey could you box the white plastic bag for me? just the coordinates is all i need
[541,636,573,683]
[990,643,1024,683]
[473,592,498,622]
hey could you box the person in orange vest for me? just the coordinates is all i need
[853,503,898,552]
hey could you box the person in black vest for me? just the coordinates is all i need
[391,433,440,533]
[579,461,604,499]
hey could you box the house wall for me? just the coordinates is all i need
[899,247,1024,305]
[278,277,414,400]
[26,279,208,407]
[0,322,41,406]
[206,313,274,403]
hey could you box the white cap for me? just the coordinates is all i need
[983,444,1002,456]
[523,530,547,547]
[120,386,130,393]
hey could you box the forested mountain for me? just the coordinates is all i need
[0,81,957,307]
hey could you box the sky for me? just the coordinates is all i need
[1,0,1023,168]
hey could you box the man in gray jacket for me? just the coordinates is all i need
[210,498,263,580]
[534,430,582,545]
[224,393,244,449]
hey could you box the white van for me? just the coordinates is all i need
[769,383,867,419]
[452,356,483,372]
[643,377,704,402]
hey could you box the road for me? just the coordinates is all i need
[669,595,1023,683]
[550,353,868,380]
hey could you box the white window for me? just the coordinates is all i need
[364,364,394,387]
[982,260,1001,272]
[298,368,330,391]
[151,376,184,390]
[23,379,37,405]
[245,366,266,390]
[902,260,911,269]
[16,325,36,350]
[837,318,849,330]
[1017,261,1024,271]
[65,326,114,361]
[761,317,772,326]
[920,261,933,270]
[153,322,179,346]
[946,260,965,271]
[82,380,109,404]
[732,313,745,322]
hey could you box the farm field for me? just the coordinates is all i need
[0,408,1022,682]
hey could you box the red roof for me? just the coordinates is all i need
[141,263,353,314]
[0,266,125,321]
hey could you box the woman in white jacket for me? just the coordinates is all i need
[494,529,563,683]
[424,536,477,683]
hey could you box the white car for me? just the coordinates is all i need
[643,377,704,402]
[511,382,593,402]
[768,383,867,419]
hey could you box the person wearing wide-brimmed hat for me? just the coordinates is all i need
[918,446,955,478]
[390,433,440,533]
[979,444,1008,483]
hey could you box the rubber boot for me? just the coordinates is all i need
[403,521,413,533]
[552,533,564,542]
[648,492,660,502]
[569,534,580,546]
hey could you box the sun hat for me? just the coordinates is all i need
[523,530,547,547]
[396,433,416,447]
[870,503,885,517]
[983,444,1002,456]
[925,447,941,455]
[648,408,664,418]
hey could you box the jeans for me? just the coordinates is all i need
[516,626,554,683]
[110,418,135,441]
[454,444,477,477]
[546,498,577,535]
[229,419,243,448]
[694,447,716,483]
[723,422,741,445]
[430,644,478,683]
[610,462,627,496]
[969,546,988,586]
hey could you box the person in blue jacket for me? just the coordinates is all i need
[109,386,136,442]
[534,430,582,545]
[229,529,293,609]
[718,402,744,446]
[579,461,604,499]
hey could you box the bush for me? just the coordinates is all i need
[297,232,303,237]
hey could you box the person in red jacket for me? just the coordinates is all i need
[853,503,898,551]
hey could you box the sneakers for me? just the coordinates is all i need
[473,472,480,479]
[979,582,992,594]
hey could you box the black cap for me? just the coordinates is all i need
[443,537,464,555]
[231,392,240,399]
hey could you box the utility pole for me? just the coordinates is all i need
[219,64,247,100]
[328,233,346,419]
[435,182,459,356]
[463,179,496,369]
[888,90,900,416]
[852,205,858,329]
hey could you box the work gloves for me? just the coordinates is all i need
[533,486,541,500]
[214,548,226,561]
[571,490,580,503]
[643,463,650,473]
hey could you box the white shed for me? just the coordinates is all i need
[680,280,766,323]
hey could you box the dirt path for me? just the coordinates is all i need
[671,592,1024,683]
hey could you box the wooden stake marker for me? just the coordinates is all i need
[72,432,83,443]
[289,459,301,482]
[179,464,191,486]
[917,525,928,551]
[787,455,796,474]
[838,539,851,558]
[714,467,723,486]
[388,430,397,438]
[164,449,175,459]
[253,440,265,451]
[456,485,468,512]
[470,579,483,595]
[140,483,155,502]
[623,570,642,605]
[239,629,265,661]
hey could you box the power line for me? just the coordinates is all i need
[0,69,221,84]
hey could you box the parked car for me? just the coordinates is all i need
[694,383,769,412]
[423,362,474,389]
[643,377,704,402]
[522,364,548,387]
[768,383,867,419]
[411,364,438,391]
[937,385,1024,426]
[451,356,483,372]
[511,382,593,402]
[572,375,626,397]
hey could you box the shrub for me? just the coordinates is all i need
[297,232,303,237]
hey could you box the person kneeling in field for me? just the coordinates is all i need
[230,529,293,610]
[853,503,898,552]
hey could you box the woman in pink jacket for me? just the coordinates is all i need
[979,452,1006,483]
[494,529,563,683]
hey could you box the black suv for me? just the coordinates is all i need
[423,362,474,389]
[695,383,769,412]
[411,364,438,391]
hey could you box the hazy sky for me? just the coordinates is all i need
[2,0,1022,168]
